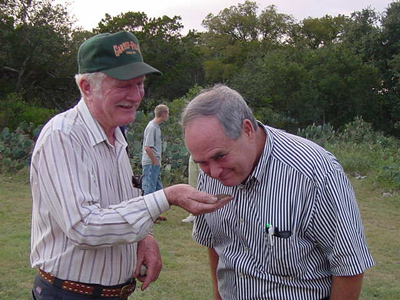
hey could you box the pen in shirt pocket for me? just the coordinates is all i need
[265,223,291,245]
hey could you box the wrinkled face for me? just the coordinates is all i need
[88,75,145,133]
[185,116,256,187]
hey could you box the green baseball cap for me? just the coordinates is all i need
[78,31,161,80]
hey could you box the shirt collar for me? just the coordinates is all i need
[243,122,273,186]
[77,99,127,149]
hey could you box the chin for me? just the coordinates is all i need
[120,117,134,125]
[219,178,240,187]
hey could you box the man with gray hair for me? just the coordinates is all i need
[30,32,232,300]
[181,84,374,300]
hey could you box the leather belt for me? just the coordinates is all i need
[39,269,136,299]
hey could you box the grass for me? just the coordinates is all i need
[0,174,36,299]
[0,174,399,299]
[352,178,400,299]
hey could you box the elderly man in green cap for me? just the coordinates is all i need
[30,31,232,300]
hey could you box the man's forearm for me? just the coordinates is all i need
[208,247,222,300]
[144,147,158,165]
[330,273,364,300]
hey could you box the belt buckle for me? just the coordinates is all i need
[119,279,136,299]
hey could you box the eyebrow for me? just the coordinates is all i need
[194,151,226,164]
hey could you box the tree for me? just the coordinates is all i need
[379,1,400,135]
[201,1,294,83]
[305,45,380,127]
[231,44,381,130]
[258,4,295,50]
[341,7,382,62]
[202,0,259,42]
[342,3,400,136]
[0,0,79,109]
[291,15,348,49]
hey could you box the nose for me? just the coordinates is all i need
[209,162,223,179]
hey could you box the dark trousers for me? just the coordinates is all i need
[31,274,122,300]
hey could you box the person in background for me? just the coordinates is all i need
[182,155,199,223]
[141,104,169,223]
[30,31,232,300]
[181,84,375,300]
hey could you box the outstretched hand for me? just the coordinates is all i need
[164,184,232,215]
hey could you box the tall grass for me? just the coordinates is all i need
[299,117,400,191]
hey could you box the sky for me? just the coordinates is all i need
[55,0,394,33]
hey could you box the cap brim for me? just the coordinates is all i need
[102,62,162,80]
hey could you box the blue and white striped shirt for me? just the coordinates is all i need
[193,124,374,300]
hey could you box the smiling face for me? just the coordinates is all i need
[85,74,145,134]
[185,116,258,187]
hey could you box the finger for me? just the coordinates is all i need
[140,268,156,291]
[212,194,233,208]
[137,272,150,291]
[192,196,233,214]
[133,260,144,278]
[189,193,218,204]
[133,266,140,278]
[216,194,231,200]
[140,277,151,291]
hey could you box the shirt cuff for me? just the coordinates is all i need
[143,190,170,221]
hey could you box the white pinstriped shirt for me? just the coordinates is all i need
[30,99,170,286]
[193,124,375,300]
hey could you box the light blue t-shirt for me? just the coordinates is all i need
[141,120,162,165]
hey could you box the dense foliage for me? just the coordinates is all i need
[1,0,400,137]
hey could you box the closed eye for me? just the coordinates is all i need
[212,153,226,161]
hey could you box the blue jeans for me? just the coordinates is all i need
[142,164,163,195]
[31,274,122,300]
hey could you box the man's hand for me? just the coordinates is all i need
[164,184,232,215]
[134,234,162,291]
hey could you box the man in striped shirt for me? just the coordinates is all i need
[181,84,375,300]
[30,32,232,300]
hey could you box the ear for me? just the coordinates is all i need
[242,119,256,141]
[79,78,93,98]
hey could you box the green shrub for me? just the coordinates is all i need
[1,103,399,193]
[376,163,400,190]
[338,116,380,144]
[21,106,57,128]
[326,143,377,175]
[297,123,335,147]
[0,93,57,131]
[298,117,400,192]
[258,107,299,133]
[0,122,42,173]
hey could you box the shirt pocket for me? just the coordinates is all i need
[266,235,306,278]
